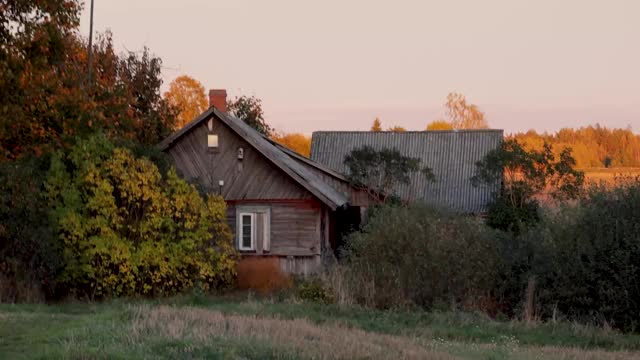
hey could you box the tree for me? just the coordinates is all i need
[0,0,82,160]
[271,132,311,157]
[444,92,488,129]
[426,121,454,131]
[118,47,177,145]
[227,95,272,136]
[387,126,407,132]
[164,75,207,130]
[344,146,435,202]
[371,118,382,131]
[472,139,584,233]
[0,22,177,159]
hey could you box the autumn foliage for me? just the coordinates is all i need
[0,2,176,161]
[271,132,312,157]
[164,75,208,130]
[512,125,640,168]
[43,135,237,297]
[426,120,454,131]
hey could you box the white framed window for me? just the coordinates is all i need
[238,212,255,251]
[236,207,270,252]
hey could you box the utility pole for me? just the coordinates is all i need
[86,0,95,87]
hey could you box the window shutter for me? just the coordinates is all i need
[261,212,270,252]
[256,213,264,254]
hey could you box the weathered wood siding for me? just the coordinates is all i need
[166,118,310,200]
[227,200,323,257]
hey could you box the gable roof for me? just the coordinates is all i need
[159,108,349,210]
[310,130,503,213]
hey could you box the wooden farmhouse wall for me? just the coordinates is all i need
[164,114,328,274]
[165,116,311,200]
[225,199,325,257]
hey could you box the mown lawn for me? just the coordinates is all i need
[1,294,639,359]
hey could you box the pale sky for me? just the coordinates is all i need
[79,0,640,135]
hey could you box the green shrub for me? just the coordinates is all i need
[343,205,501,310]
[297,277,335,304]
[515,180,640,331]
[0,156,62,300]
[486,193,540,234]
[43,134,237,298]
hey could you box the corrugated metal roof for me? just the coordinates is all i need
[159,108,349,210]
[310,130,503,213]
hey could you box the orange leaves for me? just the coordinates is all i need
[271,131,312,157]
[163,75,207,130]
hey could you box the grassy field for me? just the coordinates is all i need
[1,294,640,359]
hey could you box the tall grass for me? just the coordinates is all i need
[339,205,502,311]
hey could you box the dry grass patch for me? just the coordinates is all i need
[129,305,456,360]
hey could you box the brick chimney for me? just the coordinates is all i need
[209,89,227,112]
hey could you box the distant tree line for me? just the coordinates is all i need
[512,125,640,168]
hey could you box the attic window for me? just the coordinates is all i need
[207,134,219,150]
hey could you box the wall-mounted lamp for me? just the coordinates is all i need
[237,147,244,160]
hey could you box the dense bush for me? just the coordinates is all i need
[485,194,540,233]
[508,180,640,331]
[36,134,237,298]
[343,205,501,310]
[340,183,640,332]
[297,277,336,304]
[0,156,62,301]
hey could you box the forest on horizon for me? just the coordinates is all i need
[510,125,640,169]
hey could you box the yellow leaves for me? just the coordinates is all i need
[371,118,382,132]
[45,136,237,297]
[426,120,454,131]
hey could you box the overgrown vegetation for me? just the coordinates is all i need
[327,177,640,332]
[342,206,500,310]
[472,139,584,233]
[1,135,237,301]
[0,1,239,301]
[321,139,640,332]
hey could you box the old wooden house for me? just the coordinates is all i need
[159,90,370,274]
